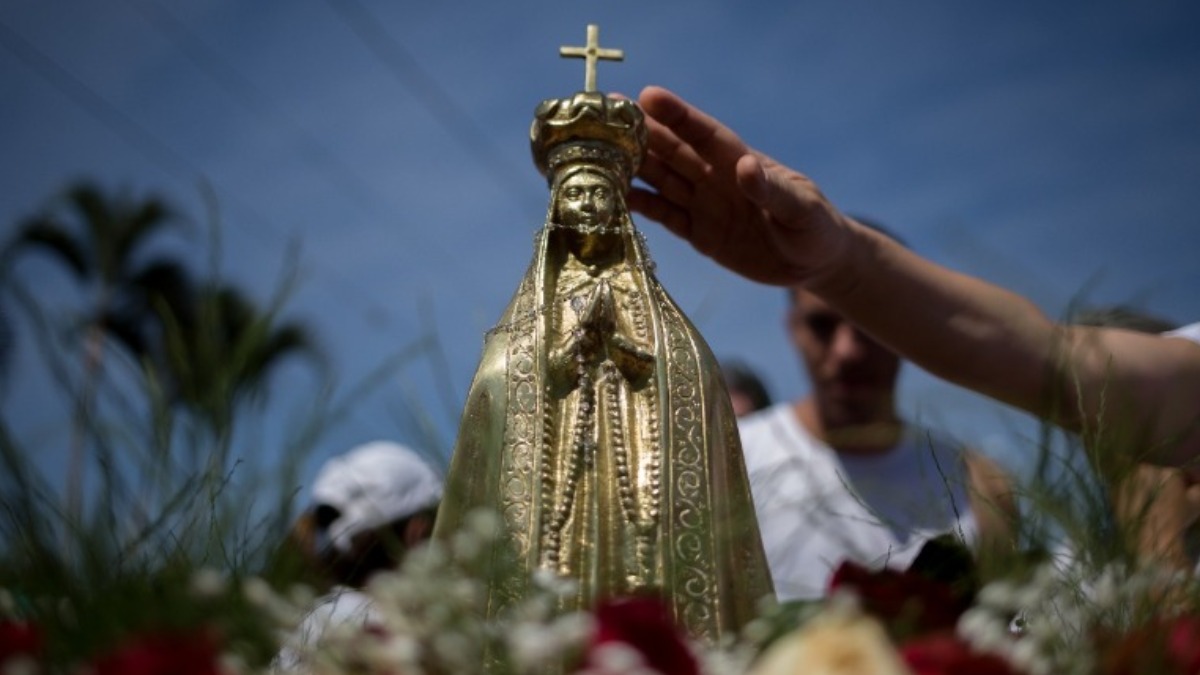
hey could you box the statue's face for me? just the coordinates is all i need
[557,171,616,234]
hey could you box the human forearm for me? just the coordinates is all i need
[809,222,1062,420]
[815,227,1200,460]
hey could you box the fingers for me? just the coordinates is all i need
[639,86,751,172]
[637,152,694,206]
[735,154,769,204]
[627,187,692,240]
[641,103,711,185]
[736,154,817,230]
[639,86,723,150]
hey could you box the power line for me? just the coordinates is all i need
[115,0,543,316]
[120,0,384,213]
[0,16,408,335]
[0,18,200,187]
[116,0,476,319]
[320,0,538,211]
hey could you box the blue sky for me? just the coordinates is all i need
[3,1,1199,495]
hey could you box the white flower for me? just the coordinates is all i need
[451,531,483,560]
[1088,568,1120,607]
[242,577,274,608]
[697,642,757,675]
[0,589,15,617]
[588,642,649,673]
[426,602,455,627]
[1009,634,1053,675]
[739,618,774,646]
[508,623,565,670]
[377,632,422,663]
[506,611,594,670]
[433,631,479,670]
[368,570,417,607]
[287,583,317,610]
[977,580,1018,609]
[465,509,503,542]
[823,587,861,617]
[217,652,247,675]
[190,568,228,598]
[747,609,912,675]
[957,606,1010,654]
[447,578,483,608]
[532,567,579,597]
[552,611,595,645]
[2,656,39,675]
[55,597,74,626]
[403,542,449,577]
[360,632,423,673]
[239,577,306,629]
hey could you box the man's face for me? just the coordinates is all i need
[557,171,616,233]
[787,289,901,427]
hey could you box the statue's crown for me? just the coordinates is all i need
[530,91,647,186]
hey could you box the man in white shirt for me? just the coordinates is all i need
[740,275,1016,601]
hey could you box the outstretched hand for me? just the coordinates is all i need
[624,90,1200,471]
[628,86,852,288]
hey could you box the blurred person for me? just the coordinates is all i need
[627,85,1200,469]
[721,359,773,417]
[275,440,442,671]
[737,221,1017,600]
[1072,307,1200,573]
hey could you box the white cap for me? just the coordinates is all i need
[310,441,443,553]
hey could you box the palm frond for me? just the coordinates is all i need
[11,217,92,280]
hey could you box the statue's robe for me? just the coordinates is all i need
[435,205,773,643]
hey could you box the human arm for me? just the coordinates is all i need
[963,451,1019,559]
[629,85,1200,465]
[1113,464,1200,571]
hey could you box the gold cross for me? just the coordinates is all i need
[560,24,624,92]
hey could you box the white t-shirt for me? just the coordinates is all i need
[274,586,378,671]
[1165,322,1200,344]
[1165,322,1200,570]
[739,403,978,601]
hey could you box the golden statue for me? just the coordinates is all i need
[434,25,773,643]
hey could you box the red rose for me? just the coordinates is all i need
[91,628,222,675]
[0,619,42,663]
[829,561,970,637]
[587,596,699,675]
[902,632,1022,675]
[1167,615,1200,674]
[1103,615,1200,675]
